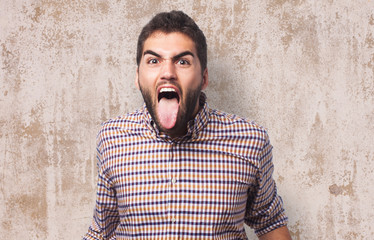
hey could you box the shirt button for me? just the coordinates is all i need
[171,217,176,223]
[171,178,177,184]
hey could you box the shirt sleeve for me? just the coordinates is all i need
[83,137,120,240]
[244,131,288,236]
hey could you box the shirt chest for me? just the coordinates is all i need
[106,138,258,216]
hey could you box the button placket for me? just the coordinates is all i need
[167,142,176,225]
[169,142,180,226]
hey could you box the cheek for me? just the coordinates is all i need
[186,73,204,88]
[180,80,203,100]
[139,71,158,86]
[179,69,201,83]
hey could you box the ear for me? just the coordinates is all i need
[201,68,209,90]
[135,67,140,90]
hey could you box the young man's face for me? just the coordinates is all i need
[136,31,208,138]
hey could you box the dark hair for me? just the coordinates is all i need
[136,10,207,71]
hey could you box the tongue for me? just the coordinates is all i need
[157,98,179,129]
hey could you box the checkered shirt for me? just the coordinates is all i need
[84,99,288,240]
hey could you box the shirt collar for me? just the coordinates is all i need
[186,93,209,139]
[141,92,209,140]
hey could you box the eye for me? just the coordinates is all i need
[147,58,159,64]
[177,59,190,65]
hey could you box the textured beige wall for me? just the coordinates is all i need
[1,0,373,239]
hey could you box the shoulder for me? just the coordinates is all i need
[204,108,272,166]
[101,108,144,131]
[207,108,269,141]
[96,108,149,146]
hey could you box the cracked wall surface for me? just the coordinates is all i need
[1,0,374,239]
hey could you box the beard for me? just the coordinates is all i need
[138,81,203,137]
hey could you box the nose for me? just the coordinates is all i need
[160,59,176,80]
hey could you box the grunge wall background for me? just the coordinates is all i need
[1,0,373,239]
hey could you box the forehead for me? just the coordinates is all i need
[143,31,197,55]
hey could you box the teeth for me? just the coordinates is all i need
[160,88,176,93]
[158,87,179,102]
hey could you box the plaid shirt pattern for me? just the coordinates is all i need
[84,100,288,240]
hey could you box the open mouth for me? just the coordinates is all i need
[156,86,180,129]
[158,87,180,102]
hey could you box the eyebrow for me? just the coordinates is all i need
[143,50,195,61]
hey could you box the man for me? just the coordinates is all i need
[84,10,291,240]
